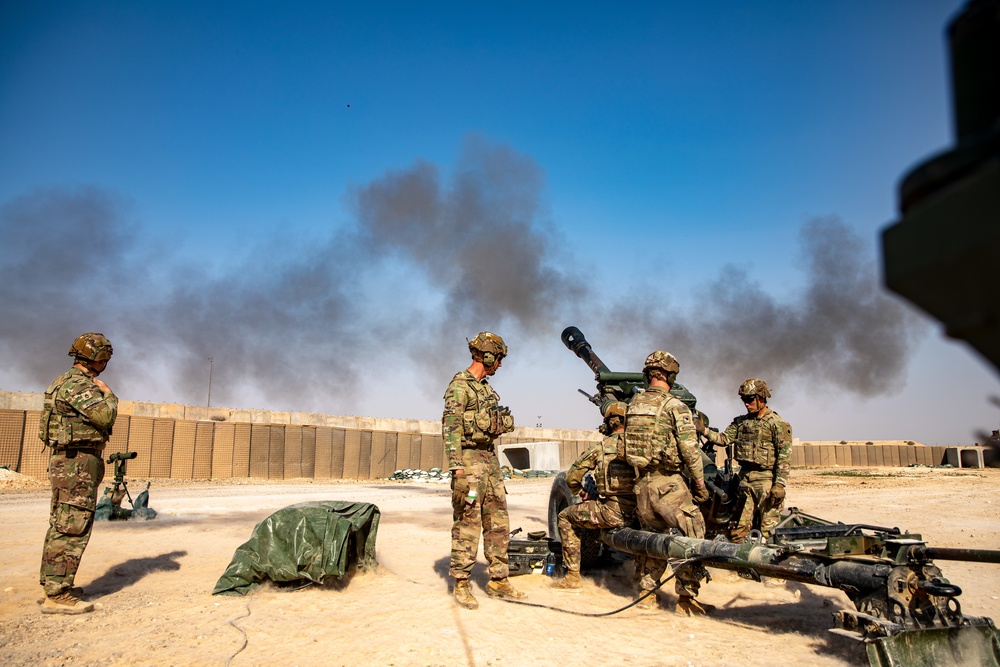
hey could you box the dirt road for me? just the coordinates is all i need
[1,468,998,667]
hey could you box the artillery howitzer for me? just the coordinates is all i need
[557,326,742,540]
[603,510,1000,667]
[95,451,157,521]
[552,325,1000,665]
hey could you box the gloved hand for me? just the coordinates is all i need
[452,472,470,507]
[692,480,710,504]
[768,483,785,502]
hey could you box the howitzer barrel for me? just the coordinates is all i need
[561,326,610,376]
[913,546,1000,564]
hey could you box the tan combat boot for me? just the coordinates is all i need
[36,586,84,605]
[549,570,582,590]
[453,579,479,610]
[485,578,525,600]
[635,590,658,610]
[41,591,94,615]
[675,595,713,616]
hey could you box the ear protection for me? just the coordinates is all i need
[483,351,497,367]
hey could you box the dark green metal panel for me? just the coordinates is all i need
[866,622,1000,667]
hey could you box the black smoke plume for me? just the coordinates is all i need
[0,137,583,413]
[0,139,923,419]
[599,216,924,397]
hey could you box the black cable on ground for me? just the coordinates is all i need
[225,594,254,667]
[496,556,711,617]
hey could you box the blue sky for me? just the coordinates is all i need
[2,1,997,445]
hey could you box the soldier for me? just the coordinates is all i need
[550,401,636,590]
[443,332,524,609]
[625,351,711,615]
[698,378,792,542]
[38,333,118,615]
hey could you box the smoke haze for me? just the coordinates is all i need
[601,217,923,398]
[0,137,923,420]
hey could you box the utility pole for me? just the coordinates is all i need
[207,357,213,407]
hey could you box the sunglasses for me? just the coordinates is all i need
[740,394,758,404]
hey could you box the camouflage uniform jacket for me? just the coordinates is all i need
[38,367,118,448]
[565,432,636,498]
[704,408,792,487]
[624,386,703,484]
[442,370,512,470]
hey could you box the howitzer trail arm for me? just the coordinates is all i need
[600,528,886,592]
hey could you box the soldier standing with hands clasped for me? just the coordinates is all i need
[625,351,712,615]
[698,378,792,543]
[443,332,525,609]
[38,333,118,615]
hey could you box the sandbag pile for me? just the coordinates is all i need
[388,468,450,482]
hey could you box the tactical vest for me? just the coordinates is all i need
[595,432,637,497]
[625,390,683,473]
[38,371,111,448]
[459,377,514,445]
[732,413,782,468]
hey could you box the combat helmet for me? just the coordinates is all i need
[602,401,627,422]
[69,333,113,363]
[739,378,771,400]
[468,332,507,367]
[643,350,680,374]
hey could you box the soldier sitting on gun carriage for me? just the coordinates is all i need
[550,401,636,590]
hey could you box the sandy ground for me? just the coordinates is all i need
[0,467,998,667]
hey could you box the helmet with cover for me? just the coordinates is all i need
[468,331,508,368]
[602,400,627,422]
[643,350,680,385]
[599,400,627,435]
[604,401,628,426]
[68,333,114,363]
[643,350,680,374]
[738,378,771,401]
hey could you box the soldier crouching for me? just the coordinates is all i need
[551,401,636,589]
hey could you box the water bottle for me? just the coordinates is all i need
[544,552,556,576]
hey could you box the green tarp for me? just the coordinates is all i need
[213,500,380,596]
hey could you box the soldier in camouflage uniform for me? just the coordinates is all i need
[550,401,636,590]
[443,332,524,609]
[698,378,792,542]
[38,333,118,615]
[625,351,712,615]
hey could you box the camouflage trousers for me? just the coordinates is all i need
[730,470,783,543]
[40,448,105,596]
[634,472,707,598]
[557,495,634,573]
[449,448,510,581]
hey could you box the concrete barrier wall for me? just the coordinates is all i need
[0,389,956,480]
[787,441,949,468]
[0,407,604,480]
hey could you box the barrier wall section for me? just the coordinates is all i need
[0,408,952,480]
